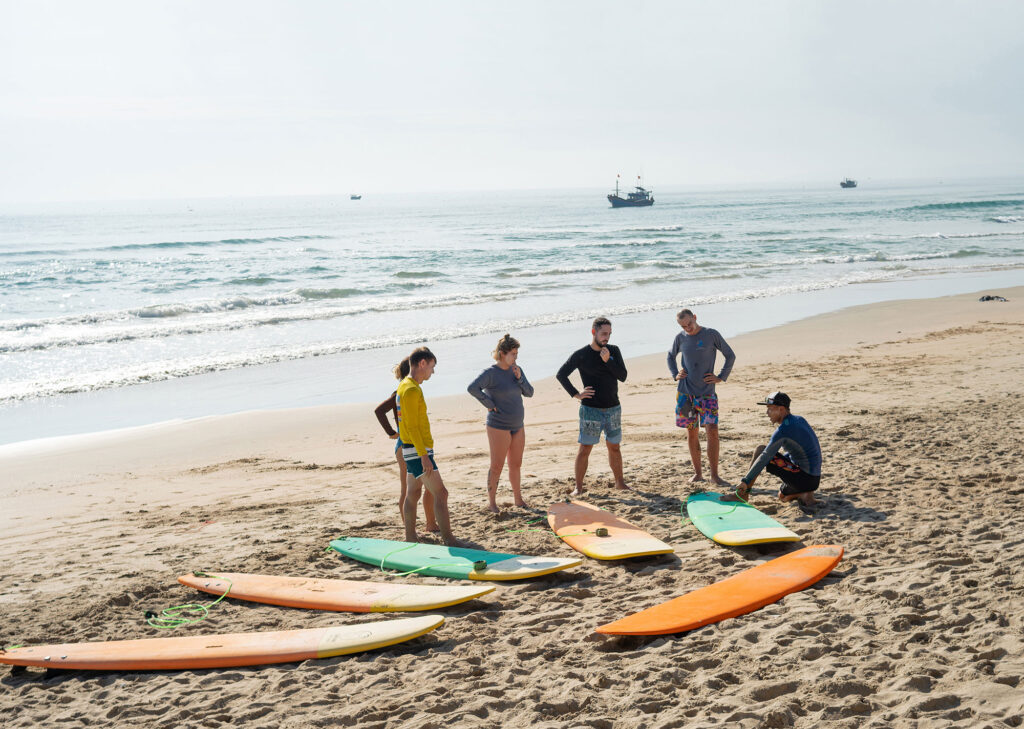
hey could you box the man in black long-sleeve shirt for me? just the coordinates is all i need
[556,316,629,495]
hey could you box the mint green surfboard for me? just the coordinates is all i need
[686,492,799,546]
[329,537,581,581]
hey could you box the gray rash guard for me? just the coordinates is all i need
[666,327,736,398]
[467,365,534,430]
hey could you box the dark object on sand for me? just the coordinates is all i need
[979,295,1008,302]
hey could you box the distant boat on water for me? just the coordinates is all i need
[840,178,857,189]
[608,175,654,207]
[350,194,362,200]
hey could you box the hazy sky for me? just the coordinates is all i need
[2,0,1023,202]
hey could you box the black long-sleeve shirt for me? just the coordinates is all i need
[556,344,627,409]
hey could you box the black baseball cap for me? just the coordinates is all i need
[756,391,791,408]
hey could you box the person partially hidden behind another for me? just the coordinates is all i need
[397,347,457,545]
[723,391,822,507]
[556,316,629,496]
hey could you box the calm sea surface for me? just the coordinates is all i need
[1,179,1022,443]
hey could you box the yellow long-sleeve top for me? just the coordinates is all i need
[396,376,433,456]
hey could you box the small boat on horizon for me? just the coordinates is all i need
[840,178,857,189]
[350,194,362,200]
[608,175,654,207]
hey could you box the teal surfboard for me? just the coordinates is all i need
[329,537,582,581]
[686,492,799,546]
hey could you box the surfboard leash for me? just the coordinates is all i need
[144,571,233,630]
[680,488,751,526]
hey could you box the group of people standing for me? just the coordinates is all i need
[375,310,823,545]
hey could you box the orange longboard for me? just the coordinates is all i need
[0,615,443,671]
[547,500,674,560]
[596,545,843,635]
[177,572,494,612]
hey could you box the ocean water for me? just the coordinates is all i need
[1,179,1022,445]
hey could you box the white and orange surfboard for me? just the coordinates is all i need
[0,615,444,671]
[177,572,494,612]
[547,500,674,560]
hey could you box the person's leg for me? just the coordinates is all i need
[705,424,729,486]
[485,427,512,513]
[396,449,408,518]
[402,471,422,542]
[421,488,438,532]
[421,469,456,545]
[573,444,594,496]
[687,426,704,482]
[606,442,628,490]
[507,428,527,507]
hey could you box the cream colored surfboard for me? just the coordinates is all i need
[177,572,494,612]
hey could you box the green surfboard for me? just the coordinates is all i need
[329,537,581,581]
[686,492,799,546]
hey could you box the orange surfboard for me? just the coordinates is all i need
[0,615,444,671]
[547,500,674,560]
[596,545,843,635]
[177,572,494,612]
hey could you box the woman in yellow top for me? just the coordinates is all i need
[397,347,456,546]
[374,357,438,532]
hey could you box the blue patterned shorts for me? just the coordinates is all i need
[578,404,622,445]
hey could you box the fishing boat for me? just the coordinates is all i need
[840,178,857,189]
[350,194,362,200]
[607,175,654,207]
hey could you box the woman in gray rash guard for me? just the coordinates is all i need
[467,334,535,513]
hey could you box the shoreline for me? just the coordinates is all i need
[1,268,1021,448]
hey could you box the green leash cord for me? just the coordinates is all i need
[145,571,233,630]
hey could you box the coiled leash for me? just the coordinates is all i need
[144,571,233,630]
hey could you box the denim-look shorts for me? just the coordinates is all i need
[578,404,622,446]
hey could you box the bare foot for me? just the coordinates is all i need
[487,502,500,514]
[614,483,634,492]
[689,474,705,484]
[514,500,529,508]
[405,532,419,543]
[443,535,460,547]
[798,493,820,507]
[424,523,441,533]
[568,485,586,497]
[710,476,731,488]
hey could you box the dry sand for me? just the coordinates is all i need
[2,287,1023,729]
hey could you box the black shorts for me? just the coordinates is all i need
[766,455,821,495]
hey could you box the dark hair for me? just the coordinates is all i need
[409,346,436,368]
[676,308,694,320]
[592,316,611,330]
[393,357,411,380]
[492,333,520,361]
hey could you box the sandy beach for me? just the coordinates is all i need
[2,286,1022,728]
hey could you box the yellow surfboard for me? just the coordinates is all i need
[547,500,674,560]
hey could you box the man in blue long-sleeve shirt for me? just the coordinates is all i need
[723,391,822,507]
[556,316,629,496]
[667,309,735,486]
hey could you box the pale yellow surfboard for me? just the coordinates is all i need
[178,572,494,612]
[547,500,674,560]
[0,615,444,671]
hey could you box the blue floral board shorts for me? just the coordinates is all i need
[675,393,719,429]
[578,404,622,446]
